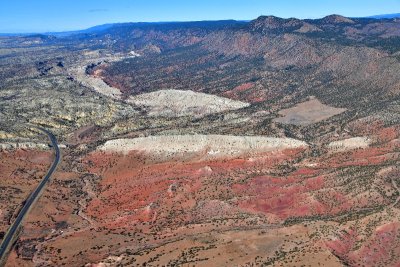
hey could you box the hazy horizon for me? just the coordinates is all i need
[0,0,399,33]
[1,13,400,35]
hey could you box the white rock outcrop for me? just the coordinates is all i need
[127,89,250,117]
[98,135,308,160]
[327,137,371,152]
[0,142,49,150]
[70,65,122,99]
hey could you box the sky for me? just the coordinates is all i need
[0,0,399,33]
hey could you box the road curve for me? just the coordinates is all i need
[0,127,61,266]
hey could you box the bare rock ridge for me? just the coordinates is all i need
[127,89,250,117]
[98,135,308,160]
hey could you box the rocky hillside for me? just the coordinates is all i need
[91,15,400,119]
[1,14,400,267]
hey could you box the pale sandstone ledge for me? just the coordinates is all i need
[68,51,140,100]
[327,137,371,152]
[127,89,250,117]
[98,135,308,160]
[69,65,122,99]
[0,142,49,150]
[0,142,67,151]
[0,131,15,139]
[85,255,124,267]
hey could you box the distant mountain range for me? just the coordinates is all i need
[0,20,246,37]
[0,13,399,37]
[367,13,400,19]
[0,24,117,37]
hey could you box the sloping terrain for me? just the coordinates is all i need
[95,16,400,106]
[0,14,399,267]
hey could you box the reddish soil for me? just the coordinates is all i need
[3,124,399,266]
[222,82,275,103]
[84,148,305,228]
[0,149,52,234]
[326,222,400,266]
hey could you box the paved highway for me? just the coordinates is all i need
[0,127,61,266]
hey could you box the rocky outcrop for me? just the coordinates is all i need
[327,137,371,151]
[127,89,250,118]
[98,135,308,160]
[0,142,49,150]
